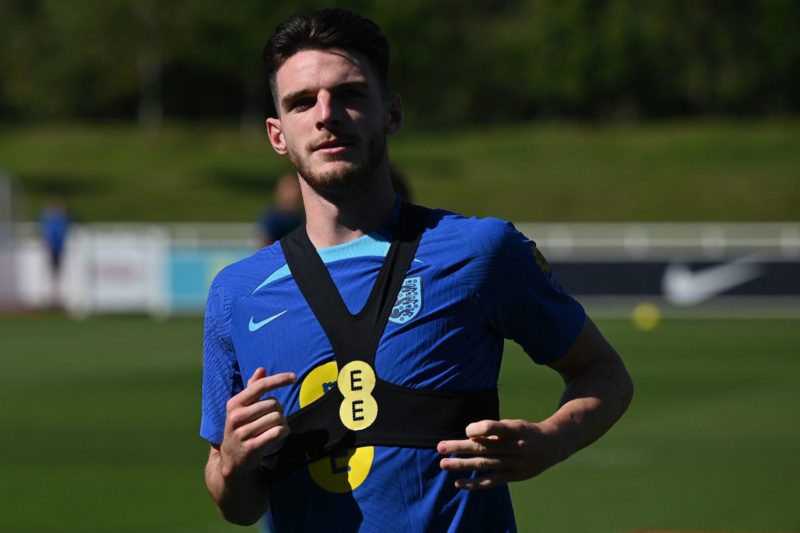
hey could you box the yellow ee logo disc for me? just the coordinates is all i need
[337,361,378,431]
[299,360,374,493]
[299,361,339,408]
[307,445,375,494]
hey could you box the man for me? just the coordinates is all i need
[201,8,632,531]
[258,173,304,247]
[40,195,71,308]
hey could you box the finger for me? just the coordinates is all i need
[437,439,481,455]
[234,410,287,441]
[247,367,266,387]
[439,456,505,472]
[465,419,520,440]
[227,397,284,428]
[238,372,296,404]
[230,370,271,409]
[454,473,510,491]
[250,423,291,454]
[437,437,517,456]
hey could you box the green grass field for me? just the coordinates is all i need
[2,119,799,222]
[0,315,797,532]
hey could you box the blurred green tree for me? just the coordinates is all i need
[0,0,798,125]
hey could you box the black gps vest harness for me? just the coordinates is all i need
[262,203,499,479]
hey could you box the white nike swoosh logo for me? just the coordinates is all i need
[662,257,764,306]
[248,310,288,332]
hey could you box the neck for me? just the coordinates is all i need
[299,167,397,248]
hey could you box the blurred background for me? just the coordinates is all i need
[0,1,798,532]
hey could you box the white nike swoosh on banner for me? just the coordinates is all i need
[248,310,288,332]
[662,258,764,306]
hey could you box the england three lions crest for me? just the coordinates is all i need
[389,276,422,324]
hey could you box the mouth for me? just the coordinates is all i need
[312,137,355,155]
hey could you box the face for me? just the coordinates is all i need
[266,49,401,200]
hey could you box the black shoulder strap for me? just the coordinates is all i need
[281,203,431,366]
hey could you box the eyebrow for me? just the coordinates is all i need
[280,89,313,111]
[280,81,371,111]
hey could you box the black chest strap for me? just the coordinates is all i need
[262,203,499,479]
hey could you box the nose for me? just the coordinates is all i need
[315,91,341,129]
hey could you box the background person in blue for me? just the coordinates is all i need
[40,195,71,308]
[201,8,633,531]
[258,173,304,248]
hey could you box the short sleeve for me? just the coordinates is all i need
[200,279,243,445]
[476,221,585,364]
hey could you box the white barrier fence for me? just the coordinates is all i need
[2,221,799,317]
[8,225,170,316]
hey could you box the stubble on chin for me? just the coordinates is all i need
[289,136,385,202]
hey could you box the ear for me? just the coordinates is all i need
[266,117,287,155]
[385,93,403,135]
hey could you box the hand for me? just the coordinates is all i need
[219,368,296,478]
[437,419,562,490]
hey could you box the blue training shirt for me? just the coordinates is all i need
[201,207,585,532]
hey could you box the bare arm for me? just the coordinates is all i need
[204,368,296,524]
[544,316,633,462]
[438,316,633,489]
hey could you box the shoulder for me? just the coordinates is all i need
[415,208,534,295]
[209,244,287,299]
[423,208,527,259]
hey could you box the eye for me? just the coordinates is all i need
[289,97,315,112]
[338,87,367,101]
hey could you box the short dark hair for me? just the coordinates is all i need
[263,8,390,110]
